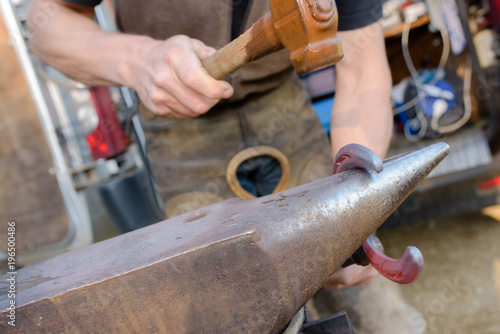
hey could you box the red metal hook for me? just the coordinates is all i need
[333,144,424,284]
[363,236,424,284]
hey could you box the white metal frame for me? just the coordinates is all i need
[0,0,93,265]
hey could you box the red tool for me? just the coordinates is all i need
[333,144,424,284]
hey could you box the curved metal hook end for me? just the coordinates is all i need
[333,143,383,175]
[363,237,424,284]
[333,143,424,284]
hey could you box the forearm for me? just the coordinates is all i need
[330,21,393,158]
[28,0,233,118]
[330,76,393,158]
[28,0,152,88]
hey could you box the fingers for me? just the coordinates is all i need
[323,264,378,290]
[151,66,219,118]
[171,39,233,101]
[191,38,217,60]
[144,36,234,118]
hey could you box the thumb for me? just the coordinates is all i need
[191,38,217,61]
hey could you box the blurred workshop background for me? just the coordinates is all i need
[1,0,500,333]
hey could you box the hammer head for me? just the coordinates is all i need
[271,0,343,74]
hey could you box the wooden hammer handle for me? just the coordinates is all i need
[201,12,283,80]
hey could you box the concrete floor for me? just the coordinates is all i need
[2,13,500,333]
[379,207,500,333]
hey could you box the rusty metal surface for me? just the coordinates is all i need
[332,144,425,284]
[0,143,449,333]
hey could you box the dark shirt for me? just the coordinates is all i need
[64,0,383,33]
[232,0,251,40]
[60,0,384,100]
[337,0,383,31]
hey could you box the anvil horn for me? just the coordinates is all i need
[0,143,449,333]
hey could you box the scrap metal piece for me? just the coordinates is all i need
[0,143,449,333]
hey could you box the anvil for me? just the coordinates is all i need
[0,143,449,333]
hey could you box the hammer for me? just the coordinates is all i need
[201,0,343,79]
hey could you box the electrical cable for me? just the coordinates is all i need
[431,54,472,133]
[397,16,461,141]
[401,21,428,140]
[433,24,451,82]
[403,105,428,141]
[393,20,451,117]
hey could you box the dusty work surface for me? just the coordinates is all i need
[379,207,500,334]
[0,15,69,252]
[1,12,500,334]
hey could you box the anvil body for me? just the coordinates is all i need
[0,143,449,333]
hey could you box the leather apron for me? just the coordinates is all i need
[140,74,333,217]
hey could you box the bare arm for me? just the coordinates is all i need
[28,0,233,118]
[330,21,393,158]
[324,21,393,290]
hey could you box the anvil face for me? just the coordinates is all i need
[0,143,449,333]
